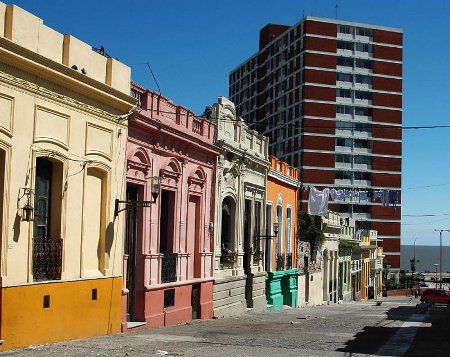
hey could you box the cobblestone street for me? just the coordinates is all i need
[3,296,445,357]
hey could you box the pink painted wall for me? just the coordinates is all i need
[122,83,220,330]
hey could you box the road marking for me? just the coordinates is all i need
[373,313,429,357]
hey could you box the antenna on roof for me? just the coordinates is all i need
[335,4,338,19]
[146,62,162,96]
[302,9,305,18]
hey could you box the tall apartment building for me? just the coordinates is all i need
[229,17,402,271]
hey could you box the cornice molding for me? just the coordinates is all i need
[0,37,135,113]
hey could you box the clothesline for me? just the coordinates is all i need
[307,186,399,217]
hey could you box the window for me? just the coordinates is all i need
[336,121,351,131]
[354,139,371,149]
[355,43,372,53]
[355,75,372,85]
[355,59,373,69]
[221,196,235,253]
[337,73,353,82]
[354,123,372,133]
[33,157,64,281]
[335,171,352,180]
[286,207,292,254]
[337,88,352,98]
[357,28,373,37]
[276,205,283,254]
[355,91,372,100]
[336,105,353,115]
[336,137,353,147]
[336,154,352,163]
[355,107,372,117]
[354,155,371,165]
[337,41,354,51]
[337,57,353,67]
[339,25,352,34]
[354,172,371,181]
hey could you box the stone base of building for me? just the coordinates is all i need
[213,273,266,318]
[122,281,213,332]
[0,277,122,351]
[266,269,298,310]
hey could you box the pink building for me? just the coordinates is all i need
[122,83,220,330]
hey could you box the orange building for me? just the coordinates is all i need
[265,156,300,310]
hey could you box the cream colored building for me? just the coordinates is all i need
[211,97,269,317]
[0,3,135,350]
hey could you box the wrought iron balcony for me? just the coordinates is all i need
[32,238,62,281]
[161,253,177,283]
[253,250,264,262]
[286,253,293,270]
[220,251,237,264]
[276,253,285,271]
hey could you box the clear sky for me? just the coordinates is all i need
[10,0,450,246]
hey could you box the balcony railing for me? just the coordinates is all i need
[276,253,285,271]
[286,253,292,270]
[32,238,62,281]
[161,253,177,283]
[220,251,237,264]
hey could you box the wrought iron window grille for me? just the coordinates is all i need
[220,252,237,264]
[276,253,285,271]
[161,253,177,283]
[32,237,62,281]
[286,253,293,270]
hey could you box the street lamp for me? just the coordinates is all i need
[434,229,450,289]
[434,263,439,289]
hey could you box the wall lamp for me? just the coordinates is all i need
[114,176,164,218]
[20,188,34,222]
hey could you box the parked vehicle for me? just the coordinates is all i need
[420,289,450,305]
[418,282,428,287]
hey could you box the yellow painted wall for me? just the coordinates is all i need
[1,277,122,350]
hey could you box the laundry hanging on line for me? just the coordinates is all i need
[305,185,399,216]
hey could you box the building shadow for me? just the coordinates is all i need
[336,304,420,355]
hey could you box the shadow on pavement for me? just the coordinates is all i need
[405,305,450,357]
[336,304,417,355]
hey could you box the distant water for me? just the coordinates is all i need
[401,245,450,273]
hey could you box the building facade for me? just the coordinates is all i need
[211,97,269,318]
[297,239,323,307]
[229,17,403,273]
[122,84,220,330]
[266,156,299,310]
[337,217,357,302]
[0,3,134,350]
[360,231,371,300]
[321,212,340,304]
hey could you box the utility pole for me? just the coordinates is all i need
[434,229,450,289]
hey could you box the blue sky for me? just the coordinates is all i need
[10,0,450,245]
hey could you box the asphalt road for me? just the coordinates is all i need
[3,296,444,357]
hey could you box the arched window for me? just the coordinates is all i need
[286,207,292,254]
[276,205,283,254]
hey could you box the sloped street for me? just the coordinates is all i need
[3,296,445,357]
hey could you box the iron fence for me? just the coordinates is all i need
[286,253,293,270]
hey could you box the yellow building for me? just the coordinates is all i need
[0,3,135,350]
[360,231,371,300]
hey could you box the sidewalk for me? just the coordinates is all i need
[405,302,450,356]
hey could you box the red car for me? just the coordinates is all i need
[420,288,450,305]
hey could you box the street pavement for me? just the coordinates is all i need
[2,295,447,356]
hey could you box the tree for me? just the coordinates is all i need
[297,211,325,248]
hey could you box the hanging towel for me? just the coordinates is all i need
[308,187,330,217]
[390,190,398,211]
[382,190,390,206]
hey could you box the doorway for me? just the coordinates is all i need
[243,199,252,308]
[125,186,138,322]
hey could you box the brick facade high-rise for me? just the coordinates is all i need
[229,17,402,271]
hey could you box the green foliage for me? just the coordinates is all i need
[298,211,326,248]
